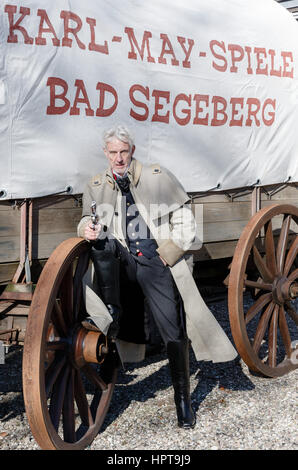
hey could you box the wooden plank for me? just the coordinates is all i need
[32,207,82,235]
[192,198,298,225]
[32,232,80,259]
[0,263,19,284]
[0,202,15,211]
[200,201,251,223]
[33,195,82,210]
[0,238,20,263]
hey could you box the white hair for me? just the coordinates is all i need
[102,125,135,151]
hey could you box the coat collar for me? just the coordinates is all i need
[127,158,142,186]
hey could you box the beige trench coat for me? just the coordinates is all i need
[78,159,237,364]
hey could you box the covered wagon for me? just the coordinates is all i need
[0,0,297,450]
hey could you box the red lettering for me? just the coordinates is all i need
[230,97,244,126]
[262,98,276,126]
[268,49,282,77]
[210,40,227,72]
[255,47,268,75]
[281,51,293,78]
[5,5,33,44]
[60,11,85,49]
[245,46,253,74]
[70,80,94,116]
[152,90,170,123]
[177,37,194,68]
[96,82,118,117]
[46,77,70,114]
[124,27,155,63]
[35,9,60,46]
[211,96,228,126]
[129,84,149,121]
[173,94,191,125]
[158,34,179,66]
[193,94,209,125]
[246,98,261,126]
[228,44,244,73]
[86,17,109,54]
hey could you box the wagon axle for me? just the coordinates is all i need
[289,283,298,299]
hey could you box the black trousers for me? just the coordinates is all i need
[92,238,186,346]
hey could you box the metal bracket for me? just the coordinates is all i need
[223,180,261,202]
[189,183,221,200]
[262,178,292,200]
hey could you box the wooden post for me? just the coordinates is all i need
[251,186,261,216]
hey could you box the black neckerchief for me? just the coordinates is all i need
[116,175,130,193]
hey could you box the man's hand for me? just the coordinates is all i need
[84,222,102,241]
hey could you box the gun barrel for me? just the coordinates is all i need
[90,201,98,229]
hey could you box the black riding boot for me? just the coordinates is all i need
[90,248,122,340]
[167,338,196,429]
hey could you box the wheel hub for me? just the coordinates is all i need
[70,326,108,368]
[272,276,297,305]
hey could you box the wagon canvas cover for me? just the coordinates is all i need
[0,0,297,199]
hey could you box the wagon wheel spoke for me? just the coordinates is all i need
[52,299,68,337]
[283,237,298,277]
[276,215,291,275]
[288,268,298,283]
[49,364,71,431]
[253,245,274,282]
[264,220,277,276]
[252,301,274,354]
[62,369,76,443]
[74,370,94,427]
[82,364,108,391]
[73,251,90,320]
[268,304,279,368]
[59,264,74,325]
[245,292,272,324]
[46,340,67,351]
[45,354,67,398]
[244,280,272,291]
[278,306,293,358]
[284,301,298,325]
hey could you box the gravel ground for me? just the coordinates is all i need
[0,297,297,451]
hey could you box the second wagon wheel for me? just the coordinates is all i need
[22,238,119,450]
[228,203,298,377]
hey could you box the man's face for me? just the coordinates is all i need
[104,138,135,176]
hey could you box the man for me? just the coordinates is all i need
[78,124,237,429]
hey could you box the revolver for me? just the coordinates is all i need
[90,201,99,230]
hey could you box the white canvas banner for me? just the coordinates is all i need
[0,0,297,199]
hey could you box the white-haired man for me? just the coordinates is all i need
[78,125,237,429]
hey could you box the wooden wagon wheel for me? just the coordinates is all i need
[228,203,298,377]
[22,238,118,450]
